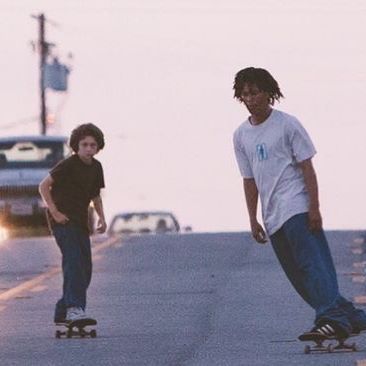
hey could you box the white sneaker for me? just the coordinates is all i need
[66,307,87,322]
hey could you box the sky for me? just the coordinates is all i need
[1,0,366,232]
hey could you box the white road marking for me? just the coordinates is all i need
[354,296,366,305]
[352,276,366,283]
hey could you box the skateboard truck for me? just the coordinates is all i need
[301,334,357,354]
[55,318,97,339]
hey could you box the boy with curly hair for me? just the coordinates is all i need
[39,123,107,323]
[232,67,366,341]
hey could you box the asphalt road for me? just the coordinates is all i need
[0,230,365,366]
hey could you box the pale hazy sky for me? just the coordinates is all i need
[1,1,366,232]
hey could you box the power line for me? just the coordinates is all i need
[1,116,39,130]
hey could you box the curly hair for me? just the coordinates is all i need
[69,123,105,153]
[233,67,284,105]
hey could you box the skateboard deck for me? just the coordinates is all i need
[299,332,357,354]
[55,318,97,339]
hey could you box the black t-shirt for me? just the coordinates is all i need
[48,154,105,232]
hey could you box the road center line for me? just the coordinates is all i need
[0,236,120,302]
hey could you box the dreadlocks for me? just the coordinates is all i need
[233,67,284,105]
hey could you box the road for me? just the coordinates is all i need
[0,230,365,365]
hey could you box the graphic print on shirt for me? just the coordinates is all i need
[256,143,268,161]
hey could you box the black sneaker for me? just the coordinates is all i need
[299,323,347,341]
[54,316,66,324]
[349,309,366,334]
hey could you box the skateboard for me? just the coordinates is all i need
[55,318,97,339]
[299,332,357,354]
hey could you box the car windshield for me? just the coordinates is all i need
[111,213,179,234]
[0,140,69,169]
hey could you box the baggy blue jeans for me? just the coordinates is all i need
[270,213,366,335]
[53,223,92,321]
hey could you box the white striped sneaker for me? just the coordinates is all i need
[298,323,347,341]
[311,324,337,338]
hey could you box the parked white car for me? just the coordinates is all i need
[0,135,69,226]
[108,211,191,236]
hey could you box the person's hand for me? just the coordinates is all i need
[96,218,107,234]
[308,208,322,232]
[250,221,268,244]
[50,209,69,225]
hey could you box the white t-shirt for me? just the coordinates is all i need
[233,109,316,235]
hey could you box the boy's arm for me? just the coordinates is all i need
[298,158,322,232]
[92,195,107,233]
[243,178,267,244]
[38,175,69,224]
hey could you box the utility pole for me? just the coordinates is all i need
[39,14,47,135]
[31,13,47,135]
[31,14,69,136]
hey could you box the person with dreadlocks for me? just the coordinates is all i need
[39,123,107,324]
[232,67,366,341]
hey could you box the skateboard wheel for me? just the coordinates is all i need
[90,330,97,338]
[351,343,357,352]
[304,345,311,354]
[55,330,62,339]
[327,344,333,353]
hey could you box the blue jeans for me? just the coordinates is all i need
[270,213,366,335]
[53,223,92,321]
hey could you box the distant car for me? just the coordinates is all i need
[0,135,70,226]
[108,211,187,236]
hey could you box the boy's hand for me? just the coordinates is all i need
[51,210,69,225]
[308,208,323,232]
[96,218,107,233]
[250,221,268,244]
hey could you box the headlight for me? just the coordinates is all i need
[0,226,8,241]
